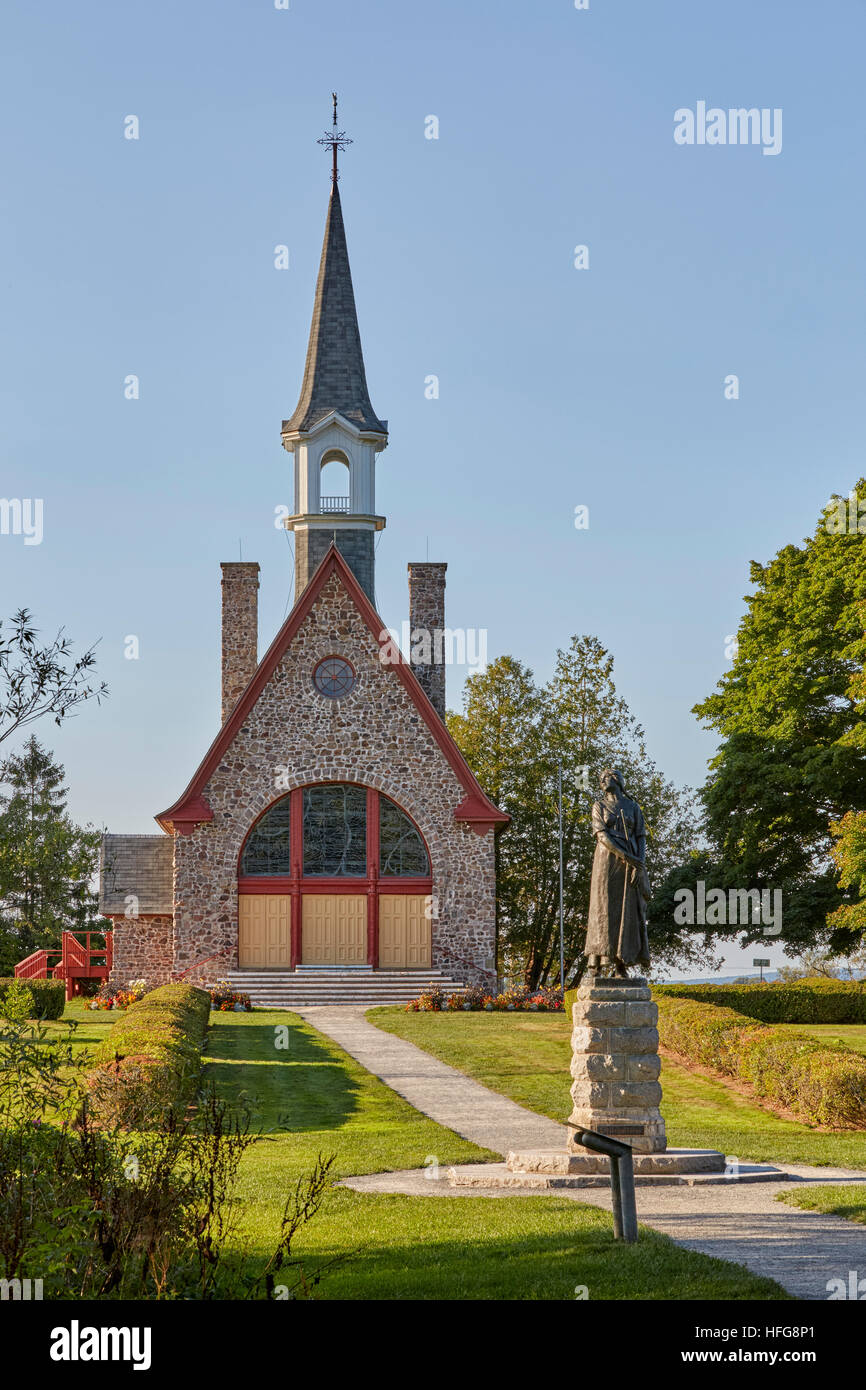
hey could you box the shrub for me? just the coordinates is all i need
[0,977,65,1020]
[655,978,866,1024]
[88,982,210,1128]
[0,999,335,1298]
[656,994,866,1129]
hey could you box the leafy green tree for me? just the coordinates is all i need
[449,638,705,988]
[0,736,102,963]
[691,481,866,955]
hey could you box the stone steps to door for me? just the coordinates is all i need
[222,968,467,1008]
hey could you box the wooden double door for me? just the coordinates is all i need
[238,892,431,969]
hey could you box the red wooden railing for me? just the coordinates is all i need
[15,931,113,1002]
[173,951,231,982]
[14,948,61,981]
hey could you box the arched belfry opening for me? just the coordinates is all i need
[319,449,351,512]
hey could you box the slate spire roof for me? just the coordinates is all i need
[283,181,386,435]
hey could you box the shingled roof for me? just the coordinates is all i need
[282,181,387,436]
[99,834,173,915]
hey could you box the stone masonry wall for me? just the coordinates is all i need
[221,562,260,724]
[107,913,174,990]
[172,570,497,987]
[407,562,447,720]
[296,526,375,603]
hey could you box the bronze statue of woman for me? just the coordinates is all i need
[584,768,651,977]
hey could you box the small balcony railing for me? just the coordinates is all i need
[320,496,350,513]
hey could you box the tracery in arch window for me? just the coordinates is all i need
[302,784,367,876]
[240,796,291,876]
[379,795,430,876]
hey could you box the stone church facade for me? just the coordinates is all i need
[99,162,506,997]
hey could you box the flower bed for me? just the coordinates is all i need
[406,985,563,1013]
[88,978,148,1011]
[207,980,252,1012]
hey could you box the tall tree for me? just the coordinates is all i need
[691,481,866,955]
[0,608,107,746]
[0,736,102,962]
[448,639,703,988]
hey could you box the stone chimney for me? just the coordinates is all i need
[221,562,260,724]
[407,562,447,720]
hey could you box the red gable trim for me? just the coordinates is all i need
[156,545,509,836]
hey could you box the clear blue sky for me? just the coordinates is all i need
[2,1,864,972]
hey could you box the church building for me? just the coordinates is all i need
[99,119,507,1005]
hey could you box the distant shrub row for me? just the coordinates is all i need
[656,994,866,1129]
[88,982,210,1128]
[0,977,65,1020]
[655,978,866,1024]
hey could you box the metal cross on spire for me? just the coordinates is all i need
[317,92,353,182]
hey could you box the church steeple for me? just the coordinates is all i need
[283,179,386,436]
[281,98,387,605]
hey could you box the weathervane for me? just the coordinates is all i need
[317,92,352,182]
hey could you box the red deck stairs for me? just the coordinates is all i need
[15,931,113,1002]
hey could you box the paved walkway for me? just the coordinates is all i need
[295,1005,566,1154]
[297,1005,866,1300]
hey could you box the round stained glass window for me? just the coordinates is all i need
[313,656,356,699]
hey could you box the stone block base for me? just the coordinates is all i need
[568,976,667,1154]
[506,1148,726,1176]
[445,1159,788,1188]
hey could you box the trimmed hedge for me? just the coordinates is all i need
[0,976,65,1020]
[656,994,866,1129]
[88,982,210,1127]
[655,978,866,1024]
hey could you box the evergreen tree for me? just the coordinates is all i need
[0,736,102,963]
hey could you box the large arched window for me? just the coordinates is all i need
[239,785,430,878]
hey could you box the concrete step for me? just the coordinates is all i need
[220,968,468,1008]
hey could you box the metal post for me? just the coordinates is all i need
[617,1152,638,1244]
[568,1124,639,1244]
[609,1154,624,1241]
[558,762,565,994]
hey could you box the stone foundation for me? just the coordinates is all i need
[107,913,174,991]
[567,977,666,1154]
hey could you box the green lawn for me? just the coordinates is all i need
[775,1023,866,1055]
[368,1009,866,1170]
[40,998,119,1056]
[203,1011,788,1300]
[776,1185,866,1224]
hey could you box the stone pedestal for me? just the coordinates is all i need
[567,976,666,1155]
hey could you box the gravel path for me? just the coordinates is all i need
[297,1005,866,1300]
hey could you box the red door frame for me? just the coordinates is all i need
[237,784,432,968]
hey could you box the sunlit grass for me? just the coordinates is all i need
[368,1008,866,1170]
